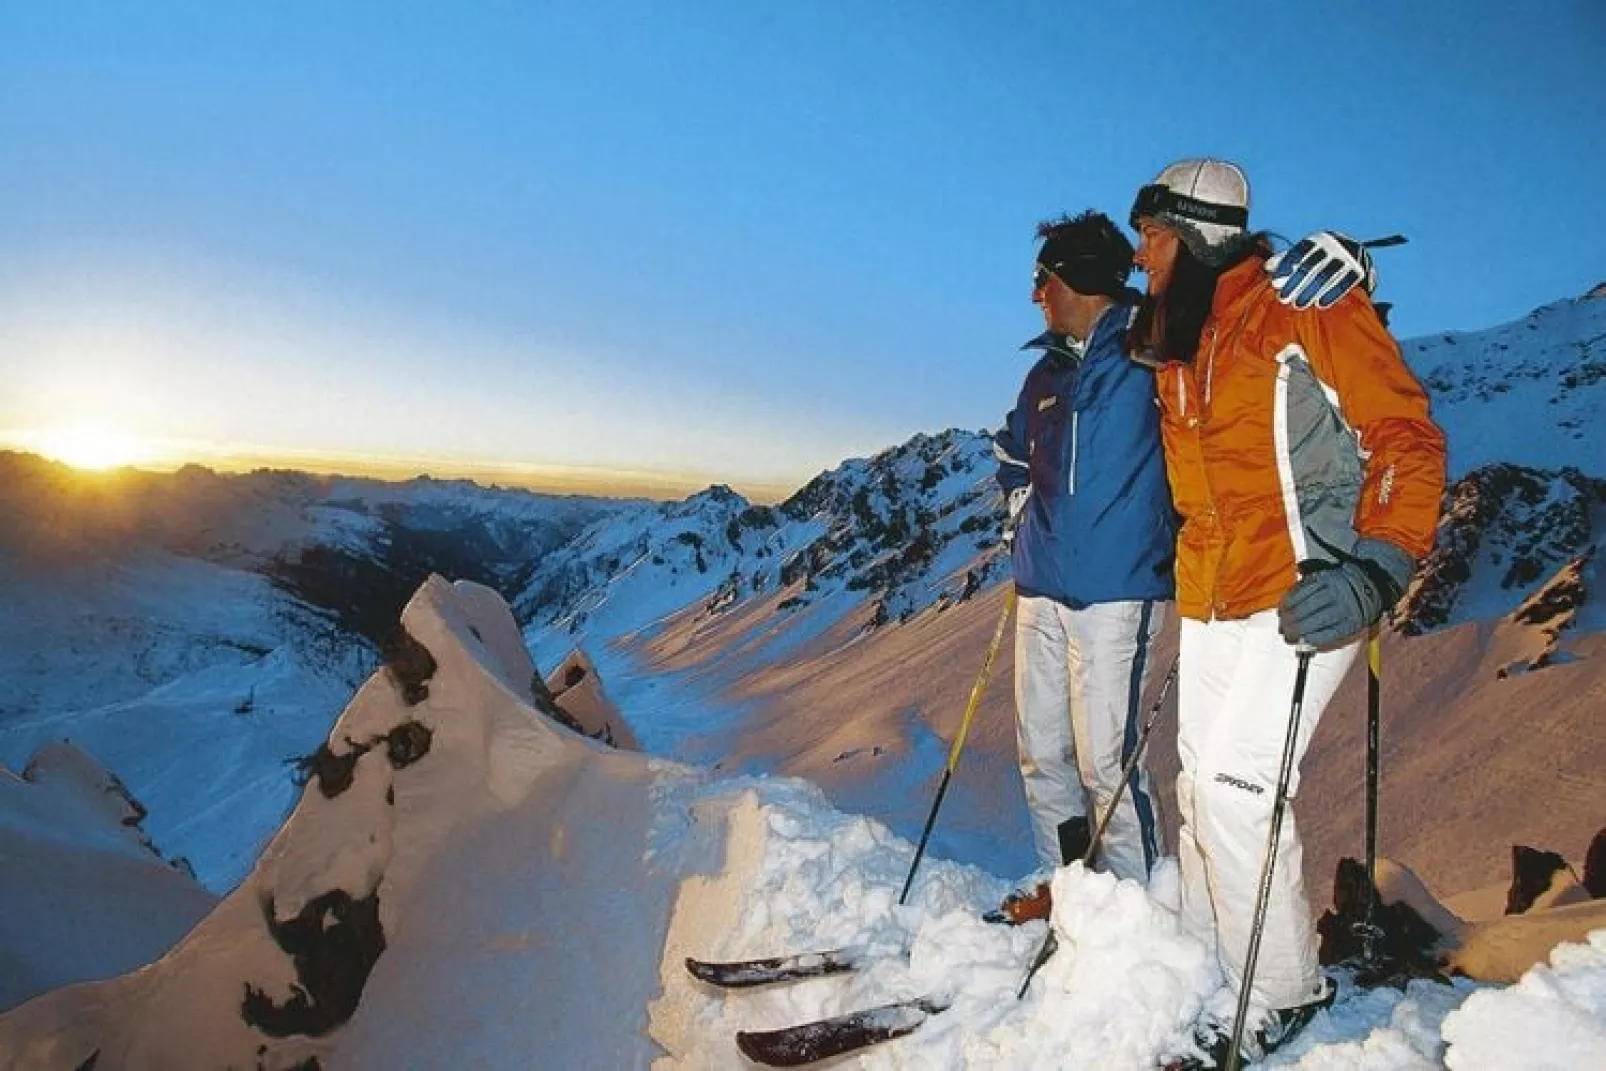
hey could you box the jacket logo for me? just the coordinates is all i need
[1038,395,1059,412]
[1213,772,1264,796]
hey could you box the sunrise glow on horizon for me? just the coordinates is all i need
[0,426,799,503]
[12,425,163,472]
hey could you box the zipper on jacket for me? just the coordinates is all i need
[1067,410,1078,495]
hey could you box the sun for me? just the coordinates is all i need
[32,426,153,471]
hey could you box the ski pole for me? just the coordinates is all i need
[1015,654,1180,999]
[1225,645,1315,1071]
[1358,625,1384,965]
[898,584,1017,906]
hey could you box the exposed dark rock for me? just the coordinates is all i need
[1396,464,1604,636]
[266,518,523,645]
[384,721,433,769]
[960,569,981,602]
[1507,844,1571,914]
[241,890,386,1038]
[1511,554,1589,626]
[1584,828,1606,898]
[381,626,437,706]
[1315,857,1451,988]
[293,741,371,799]
[295,720,434,797]
[529,671,557,708]
[546,703,590,737]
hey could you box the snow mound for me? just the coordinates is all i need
[1442,931,1606,1069]
[0,575,706,1069]
[544,647,641,748]
[0,743,216,1013]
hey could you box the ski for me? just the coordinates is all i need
[688,905,1044,990]
[684,946,866,989]
[735,996,949,1067]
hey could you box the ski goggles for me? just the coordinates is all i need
[1034,251,1129,296]
[1129,183,1249,231]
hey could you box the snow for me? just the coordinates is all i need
[0,600,370,890]
[1403,290,1606,479]
[0,744,217,1011]
[1441,931,1606,1069]
[2,578,1599,1070]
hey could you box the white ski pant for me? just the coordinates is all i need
[1013,594,1166,881]
[1175,611,1360,1012]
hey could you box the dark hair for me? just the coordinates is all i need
[1035,210,1134,299]
[1129,232,1271,364]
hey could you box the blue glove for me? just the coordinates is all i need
[1267,231,1376,310]
[1278,537,1414,649]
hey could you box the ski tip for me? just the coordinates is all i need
[733,997,948,1066]
[733,1029,786,1066]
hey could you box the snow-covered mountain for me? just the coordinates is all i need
[0,453,630,889]
[1403,284,1606,478]
[516,429,1004,668]
[515,286,1606,670]
[1,286,1604,1064]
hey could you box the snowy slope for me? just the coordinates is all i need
[0,453,630,890]
[514,429,1007,767]
[1403,285,1606,478]
[1,580,1599,1069]
[0,743,216,1012]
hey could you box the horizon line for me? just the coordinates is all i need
[0,437,804,505]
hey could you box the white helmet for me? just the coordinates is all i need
[1130,158,1251,266]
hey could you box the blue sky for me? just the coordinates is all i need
[2,1,1602,498]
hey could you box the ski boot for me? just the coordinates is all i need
[984,882,1052,925]
[984,817,1091,925]
[1164,976,1335,1069]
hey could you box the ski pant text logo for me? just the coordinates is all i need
[1213,771,1265,796]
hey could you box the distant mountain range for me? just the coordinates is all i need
[1,283,1601,904]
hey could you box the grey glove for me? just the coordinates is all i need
[1266,231,1376,310]
[1001,486,1030,549]
[1278,537,1414,649]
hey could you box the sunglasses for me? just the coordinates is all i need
[1032,264,1057,291]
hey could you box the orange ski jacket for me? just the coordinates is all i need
[1154,257,1447,622]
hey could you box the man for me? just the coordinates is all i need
[1127,158,1446,1067]
[991,211,1175,920]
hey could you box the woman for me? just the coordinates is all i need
[1127,158,1446,1066]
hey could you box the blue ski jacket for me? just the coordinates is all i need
[994,295,1176,608]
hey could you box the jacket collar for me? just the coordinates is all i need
[1019,294,1135,362]
[1020,329,1083,362]
[1210,255,1266,323]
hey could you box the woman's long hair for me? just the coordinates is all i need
[1129,233,1271,365]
